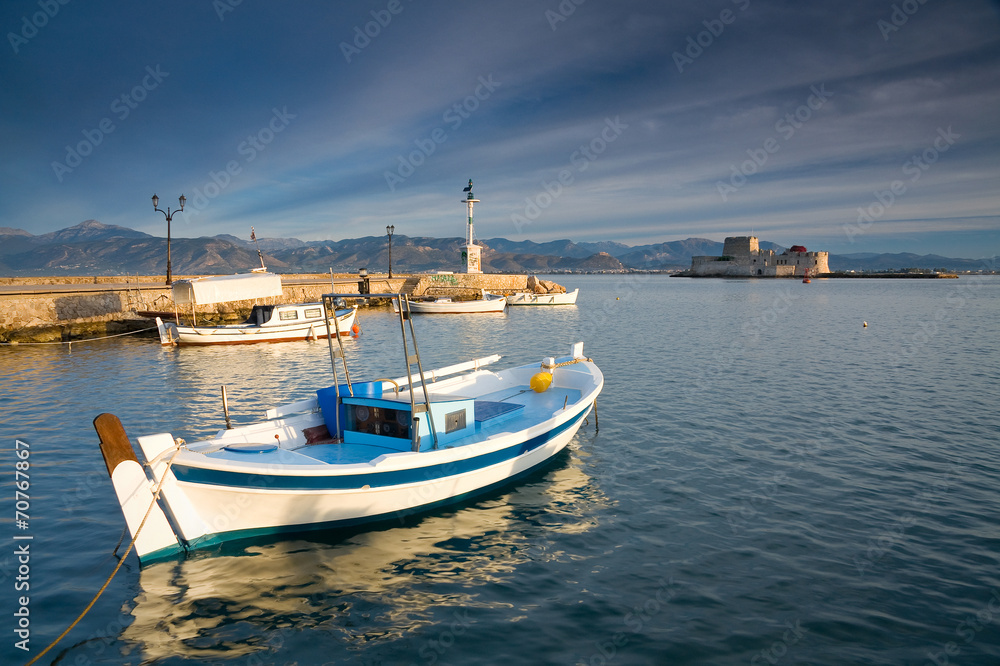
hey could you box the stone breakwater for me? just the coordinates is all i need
[0,274,557,343]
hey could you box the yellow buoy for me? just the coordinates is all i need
[530,371,553,393]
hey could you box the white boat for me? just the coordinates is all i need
[94,291,603,565]
[156,271,358,345]
[507,288,579,306]
[156,303,358,346]
[394,290,507,314]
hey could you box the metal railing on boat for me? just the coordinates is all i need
[320,292,438,452]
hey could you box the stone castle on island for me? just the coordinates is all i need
[686,236,830,277]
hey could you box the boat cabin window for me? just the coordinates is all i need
[279,309,299,321]
[304,307,322,319]
[246,305,274,325]
[348,404,410,439]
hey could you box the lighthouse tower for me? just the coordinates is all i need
[460,179,482,274]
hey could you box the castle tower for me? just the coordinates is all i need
[723,236,759,256]
[460,179,482,274]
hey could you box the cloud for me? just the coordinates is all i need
[0,0,997,258]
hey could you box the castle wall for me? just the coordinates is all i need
[687,237,829,276]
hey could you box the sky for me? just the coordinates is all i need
[1,1,998,258]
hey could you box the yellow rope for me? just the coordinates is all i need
[543,357,594,370]
[25,445,182,666]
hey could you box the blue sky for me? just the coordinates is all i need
[1,0,998,257]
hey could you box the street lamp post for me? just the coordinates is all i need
[152,193,186,285]
[386,224,395,278]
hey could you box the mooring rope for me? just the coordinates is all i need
[2,325,158,347]
[542,357,594,370]
[25,444,182,666]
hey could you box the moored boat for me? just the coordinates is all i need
[507,288,579,306]
[394,290,507,314]
[156,271,358,345]
[156,303,357,346]
[95,291,602,565]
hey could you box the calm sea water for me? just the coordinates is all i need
[2,275,999,665]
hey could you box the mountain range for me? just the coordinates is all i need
[0,220,994,276]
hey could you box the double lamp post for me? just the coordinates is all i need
[152,193,185,285]
[153,194,394,284]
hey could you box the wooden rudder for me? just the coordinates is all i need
[94,412,139,477]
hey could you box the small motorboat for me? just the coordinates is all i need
[507,288,579,306]
[394,290,507,314]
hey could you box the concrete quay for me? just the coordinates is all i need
[0,273,537,343]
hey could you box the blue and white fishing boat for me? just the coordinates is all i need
[95,292,603,565]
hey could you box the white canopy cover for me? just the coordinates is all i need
[171,272,283,305]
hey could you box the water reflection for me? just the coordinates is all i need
[119,446,606,661]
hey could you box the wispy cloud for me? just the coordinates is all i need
[0,0,997,257]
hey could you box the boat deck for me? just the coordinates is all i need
[199,384,584,467]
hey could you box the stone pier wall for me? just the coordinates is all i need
[0,273,545,342]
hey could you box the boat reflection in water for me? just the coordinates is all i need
[119,445,606,662]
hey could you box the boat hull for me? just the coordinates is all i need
[401,293,507,314]
[159,406,589,555]
[157,308,356,345]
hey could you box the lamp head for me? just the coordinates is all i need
[178,194,186,210]
[151,194,159,209]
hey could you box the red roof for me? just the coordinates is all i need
[789,245,807,253]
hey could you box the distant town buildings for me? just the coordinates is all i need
[688,236,830,277]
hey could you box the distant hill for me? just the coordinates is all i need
[0,221,992,276]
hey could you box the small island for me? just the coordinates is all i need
[675,236,957,278]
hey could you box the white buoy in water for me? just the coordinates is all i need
[863,321,868,328]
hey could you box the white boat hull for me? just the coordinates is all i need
[163,409,586,541]
[157,307,356,346]
[507,288,579,305]
[399,293,507,314]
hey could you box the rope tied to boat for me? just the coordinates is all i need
[1,325,159,346]
[541,357,594,371]
[25,440,184,666]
